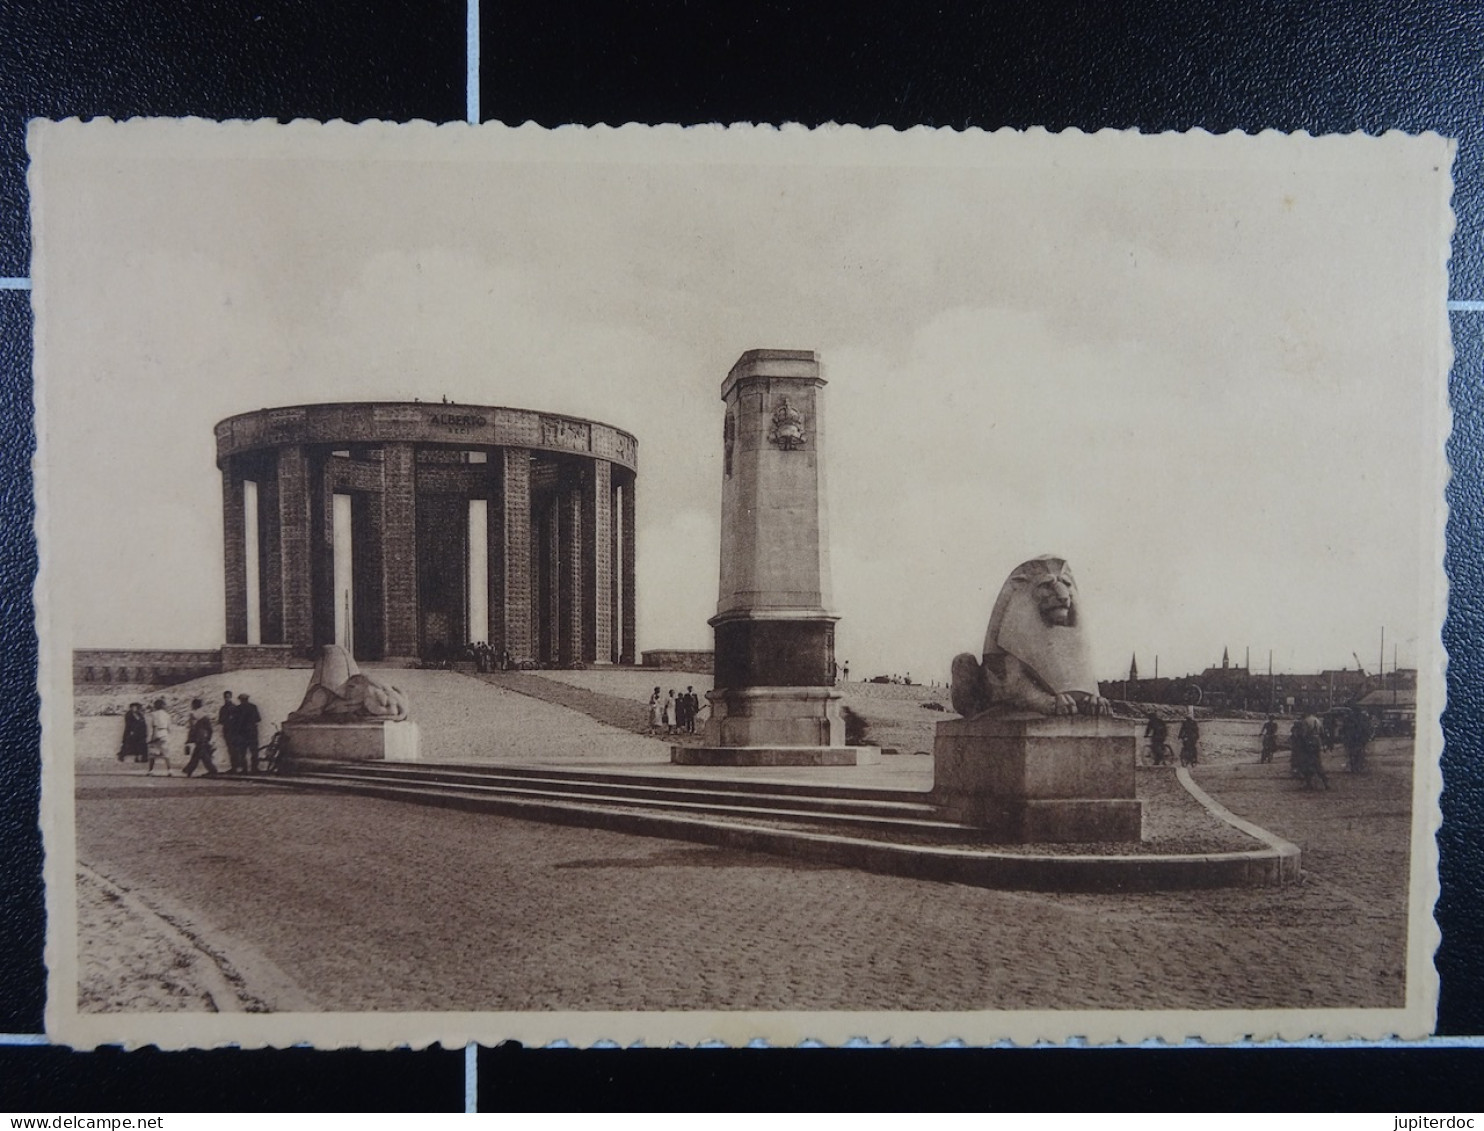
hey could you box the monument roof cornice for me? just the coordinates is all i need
[721,349,824,401]
[213,401,638,472]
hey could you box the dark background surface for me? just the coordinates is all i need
[1,0,1482,1110]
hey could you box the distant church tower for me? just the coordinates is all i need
[1222,646,1230,669]
[1129,653,1139,681]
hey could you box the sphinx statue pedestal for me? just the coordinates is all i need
[283,719,421,762]
[932,715,1142,842]
[280,645,418,762]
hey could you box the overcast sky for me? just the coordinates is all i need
[32,122,1452,684]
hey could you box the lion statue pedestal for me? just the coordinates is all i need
[933,714,1141,842]
[281,644,421,763]
[936,555,1142,842]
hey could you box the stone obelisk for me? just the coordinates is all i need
[673,349,879,766]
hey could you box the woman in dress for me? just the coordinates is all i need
[648,687,663,733]
[146,698,173,776]
[118,702,149,763]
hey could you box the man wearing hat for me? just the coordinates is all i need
[232,692,262,773]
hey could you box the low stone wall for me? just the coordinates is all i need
[73,649,222,687]
[641,649,714,672]
[221,644,310,671]
[842,681,949,703]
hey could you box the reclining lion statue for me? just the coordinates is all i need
[286,644,411,725]
[950,555,1108,718]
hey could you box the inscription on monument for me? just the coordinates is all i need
[427,411,488,435]
[263,406,307,442]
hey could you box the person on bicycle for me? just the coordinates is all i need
[1144,712,1169,765]
[1178,709,1200,766]
[1259,715,1279,764]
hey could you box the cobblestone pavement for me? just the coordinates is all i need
[74,736,1414,1015]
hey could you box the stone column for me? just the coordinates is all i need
[258,466,283,644]
[352,485,386,660]
[221,464,247,645]
[539,494,560,664]
[608,476,621,664]
[381,442,419,662]
[582,459,613,664]
[308,450,336,651]
[276,445,314,655]
[558,471,583,666]
[620,470,637,665]
[496,447,533,659]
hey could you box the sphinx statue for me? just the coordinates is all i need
[286,644,411,725]
[949,555,1108,718]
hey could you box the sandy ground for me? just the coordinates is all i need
[77,860,312,1014]
[77,866,223,1013]
[536,667,953,754]
[74,667,670,767]
[536,667,713,703]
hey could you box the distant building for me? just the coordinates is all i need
[1100,649,1417,715]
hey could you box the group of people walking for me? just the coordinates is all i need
[1267,706,1373,790]
[116,691,262,777]
[649,686,701,735]
[1143,705,1375,791]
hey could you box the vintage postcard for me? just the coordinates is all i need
[30,119,1452,1049]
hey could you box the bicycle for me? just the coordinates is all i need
[254,724,290,775]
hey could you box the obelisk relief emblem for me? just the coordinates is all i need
[768,397,807,450]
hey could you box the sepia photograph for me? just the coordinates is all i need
[30,119,1452,1048]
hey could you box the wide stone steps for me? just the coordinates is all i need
[276,761,982,843]
[303,760,931,811]
[256,760,1301,892]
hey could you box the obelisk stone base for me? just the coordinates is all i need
[670,686,880,765]
[672,744,880,767]
[932,714,1142,842]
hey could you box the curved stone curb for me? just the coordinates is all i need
[267,766,1302,892]
[1175,766,1303,870]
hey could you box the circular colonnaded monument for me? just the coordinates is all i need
[215,402,637,667]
